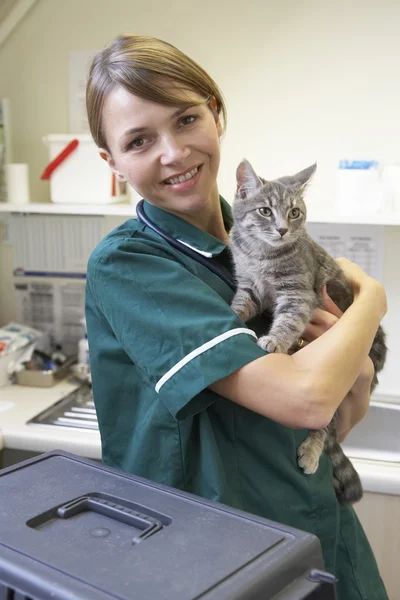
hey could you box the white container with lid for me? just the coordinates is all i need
[382,163,400,213]
[42,134,126,205]
[336,160,383,216]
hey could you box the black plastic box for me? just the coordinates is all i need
[0,450,336,599]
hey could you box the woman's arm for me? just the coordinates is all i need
[301,286,375,440]
[335,356,374,441]
[209,258,387,430]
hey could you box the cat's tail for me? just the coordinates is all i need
[369,324,387,392]
[325,432,363,505]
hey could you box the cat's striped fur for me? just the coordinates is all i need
[229,159,387,505]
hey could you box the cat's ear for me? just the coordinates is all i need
[279,163,317,190]
[236,159,263,198]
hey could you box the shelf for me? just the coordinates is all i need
[0,202,399,225]
[0,202,137,217]
[307,211,400,226]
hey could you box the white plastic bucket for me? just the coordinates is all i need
[336,160,383,216]
[42,134,125,205]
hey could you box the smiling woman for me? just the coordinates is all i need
[86,35,226,231]
[84,33,389,600]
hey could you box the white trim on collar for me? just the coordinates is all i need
[176,239,214,258]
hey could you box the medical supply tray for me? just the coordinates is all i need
[0,450,336,599]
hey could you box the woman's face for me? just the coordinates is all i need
[101,86,222,217]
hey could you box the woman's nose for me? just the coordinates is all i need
[159,135,191,165]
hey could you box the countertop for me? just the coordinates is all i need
[1,381,400,495]
[0,379,101,459]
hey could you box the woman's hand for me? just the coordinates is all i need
[300,285,374,438]
[335,356,374,441]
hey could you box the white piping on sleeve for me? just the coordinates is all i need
[155,328,258,393]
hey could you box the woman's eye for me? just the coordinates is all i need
[258,207,272,217]
[131,138,145,148]
[180,115,196,126]
[289,208,300,219]
[125,137,148,151]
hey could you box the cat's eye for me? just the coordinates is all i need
[258,207,272,217]
[288,208,300,219]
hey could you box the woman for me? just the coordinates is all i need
[85,34,388,599]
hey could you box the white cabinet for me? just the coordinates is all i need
[355,492,400,600]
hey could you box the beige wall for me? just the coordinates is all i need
[0,0,400,393]
[2,0,400,204]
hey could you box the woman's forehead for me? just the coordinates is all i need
[105,85,205,113]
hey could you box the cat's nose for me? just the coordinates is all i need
[277,228,288,237]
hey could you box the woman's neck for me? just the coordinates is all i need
[183,187,229,244]
[205,209,230,244]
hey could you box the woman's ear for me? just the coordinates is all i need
[216,117,223,137]
[99,150,109,163]
[209,98,222,136]
[99,149,127,182]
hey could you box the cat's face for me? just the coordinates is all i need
[233,160,316,247]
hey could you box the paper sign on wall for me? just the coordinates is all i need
[307,222,384,282]
[69,50,99,133]
[14,279,86,354]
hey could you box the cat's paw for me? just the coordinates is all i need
[297,439,321,475]
[257,335,283,353]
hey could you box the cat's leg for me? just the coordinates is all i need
[297,429,327,474]
[231,285,260,323]
[257,294,316,353]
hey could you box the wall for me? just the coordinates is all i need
[0,0,399,394]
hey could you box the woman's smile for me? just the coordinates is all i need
[162,164,202,191]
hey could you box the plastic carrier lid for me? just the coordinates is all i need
[0,451,327,600]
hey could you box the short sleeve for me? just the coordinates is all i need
[88,237,266,420]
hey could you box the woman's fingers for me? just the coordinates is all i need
[309,308,338,327]
[301,323,321,342]
[302,315,337,341]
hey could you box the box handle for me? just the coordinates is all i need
[40,139,80,180]
[57,495,163,544]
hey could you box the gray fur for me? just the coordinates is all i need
[230,159,387,505]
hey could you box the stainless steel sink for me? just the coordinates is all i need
[343,400,400,463]
[27,388,398,462]
[27,383,98,431]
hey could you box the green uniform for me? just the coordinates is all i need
[86,198,387,600]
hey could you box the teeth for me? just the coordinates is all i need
[166,167,198,185]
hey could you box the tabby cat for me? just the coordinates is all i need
[229,159,387,505]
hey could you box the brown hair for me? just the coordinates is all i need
[86,34,227,152]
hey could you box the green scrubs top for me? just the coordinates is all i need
[86,198,387,600]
